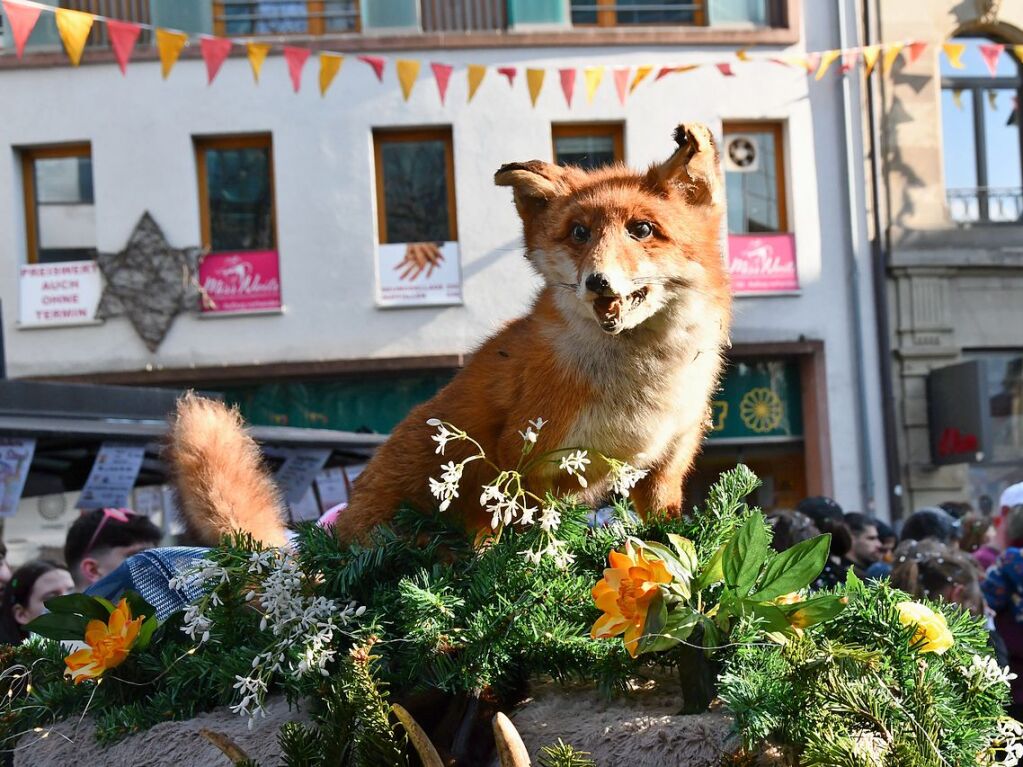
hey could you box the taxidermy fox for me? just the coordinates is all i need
[169,123,731,546]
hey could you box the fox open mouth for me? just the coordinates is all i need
[592,287,649,331]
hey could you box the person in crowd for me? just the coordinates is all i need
[864,518,898,580]
[64,508,163,591]
[996,482,1023,547]
[960,511,1000,571]
[0,560,75,645]
[939,500,973,520]
[766,510,819,553]
[795,497,853,590]
[899,506,961,546]
[0,542,13,594]
[844,512,884,578]
[981,506,1023,721]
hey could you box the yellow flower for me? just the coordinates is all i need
[897,601,954,655]
[590,543,673,657]
[773,592,804,606]
[64,599,144,684]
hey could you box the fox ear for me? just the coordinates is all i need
[494,161,571,202]
[648,123,723,207]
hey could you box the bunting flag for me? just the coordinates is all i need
[630,65,652,92]
[1014,45,1023,65]
[283,46,310,93]
[319,53,343,96]
[951,89,963,110]
[987,89,998,111]
[467,64,486,101]
[942,42,965,70]
[736,48,751,62]
[526,68,544,107]
[882,43,904,73]
[106,19,141,75]
[396,59,420,101]
[906,41,928,64]
[612,67,629,105]
[55,8,93,67]
[656,64,698,80]
[584,66,603,103]
[358,55,385,82]
[862,44,881,76]
[156,29,188,80]
[431,62,453,104]
[716,62,735,77]
[815,49,841,80]
[841,50,858,74]
[200,36,232,85]
[1009,96,1018,126]
[805,52,822,73]
[559,68,576,106]
[497,66,517,86]
[978,43,1004,76]
[3,0,41,60]
[247,42,271,83]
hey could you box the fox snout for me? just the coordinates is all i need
[584,272,614,297]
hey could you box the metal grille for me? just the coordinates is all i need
[947,187,1023,225]
[420,0,506,32]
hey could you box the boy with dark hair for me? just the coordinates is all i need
[844,512,883,577]
[64,508,163,590]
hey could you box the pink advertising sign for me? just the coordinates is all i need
[199,250,282,314]
[727,234,799,294]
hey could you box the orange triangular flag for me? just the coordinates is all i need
[612,67,629,104]
[55,8,93,67]
[906,41,928,64]
[247,42,271,83]
[1013,45,1023,65]
[467,64,486,102]
[584,66,603,103]
[156,29,188,79]
[942,42,965,70]
[862,44,881,76]
[815,49,841,80]
[630,65,652,93]
[319,53,343,96]
[736,48,750,62]
[526,68,545,107]
[396,59,420,101]
[882,42,904,73]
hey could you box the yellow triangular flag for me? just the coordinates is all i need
[156,29,188,79]
[951,88,964,110]
[583,66,603,103]
[247,42,271,83]
[55,9,94,67]
[882,42,904,73]
[630,65,652,93]
[526,68,545,107]
[396,59,420,101]
[467,64,486,102]
[815,49,841,80]
[319,53,343,96]
[736,48,750,62]
[942,42,965,70]
[1013,45,1023,64]
[861,44,881,76]
[987,89,998,110]
[783,55,809,70]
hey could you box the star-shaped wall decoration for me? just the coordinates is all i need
[96,212,202,352]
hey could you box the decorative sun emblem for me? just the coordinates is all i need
[727,137,757,168]
[739,388,784,433]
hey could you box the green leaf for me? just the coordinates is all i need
[779,594,847,628]
[748,533,831,602]
[43,593,111,621]
[723,514,769,595]
[25,612,90,641]
[638,608,700,655]
[123,590,157,621]
[667,534,698,574]
[94,597,116,614]
[635,589,668,656]
[694,543,726,591]
[627,538,692,599]
[134,615,159,651]
[739,601,793,635]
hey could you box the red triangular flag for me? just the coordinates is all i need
[200,36,233,85]
[559,68,576,107]
[805,52,821,73]
[716,62,735,77]
[979,42,1004,76]
[431,62,453,104]
[3,0,41,60]
[613,67,629,105]
[497,66,517,86]
[906,41,928,65]
[841,50,858,73]
[358,54,385,82]
[655,66,675,81]
[284,46,311,92]
[106,19,141,75]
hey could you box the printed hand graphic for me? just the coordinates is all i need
[394,242,444,282]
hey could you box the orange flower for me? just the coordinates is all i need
[590,543,673,657]
[64,599,143,684]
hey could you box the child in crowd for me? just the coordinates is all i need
[960,511,1000,571]
[0,560,75,645]
[64,508,163,591]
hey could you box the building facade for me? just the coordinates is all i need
[0,0,890,526]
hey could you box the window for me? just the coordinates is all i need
[940,37,1022,224]
[215,1,360,36]
[569,0,774,27]
[373,129,457,244]
[723,122,787,234]
[552,123,624,170]
[21,144,97,264]
[195,135,276,251]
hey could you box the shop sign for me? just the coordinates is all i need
[18,260,102,327]
[707,360,803,441]
[199,250,282,314]
[274,448,332,505]
[377,241,462,308]
[727,234,799,294]
[76,442,146,510]
[0,438,36,518]
[927,360,991,465]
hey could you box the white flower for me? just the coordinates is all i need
[518,427,538,445]
[529,417,547,431]
[431,424,456,455]
[426,418,442,426]
[608,461,649,497]
[429,460,465,511]
[559,450,591,487]
[539,505,561,533]
[963,654,1018,692]
[518,504,537,526]
[988,718,1023,767]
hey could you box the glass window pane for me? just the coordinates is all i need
[33,154,96,263]
[725,130,781,233]
[380,139,452,243]
[555,133,617,170]
[940,37,1021,78]
[324,0,358,31]
[963,351,1023,464]
[708,0,768,25]
[204,146,274,251]
[253,1,309,34]
[569,1,597,24]
[941,88,980,222]
[983,87,1022,221]
[35,156,93,204]
[614,0,697,24]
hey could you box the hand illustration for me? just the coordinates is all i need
[394,242,444,282]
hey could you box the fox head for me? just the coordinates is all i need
[495,123,729,336]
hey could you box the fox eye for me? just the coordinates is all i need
[570,223,591,243]
[628,221,654,240]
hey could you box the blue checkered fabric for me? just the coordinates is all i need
[84,547,211,621]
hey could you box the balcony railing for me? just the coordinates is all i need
[947,187,1023,225]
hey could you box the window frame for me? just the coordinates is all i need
[551,122,625,168]
[21,143,94,265]
[194,133,278,252]
[372,127,458,245]
[722,120,789,234]
[570,0,707,27]
[213,0,361,37]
